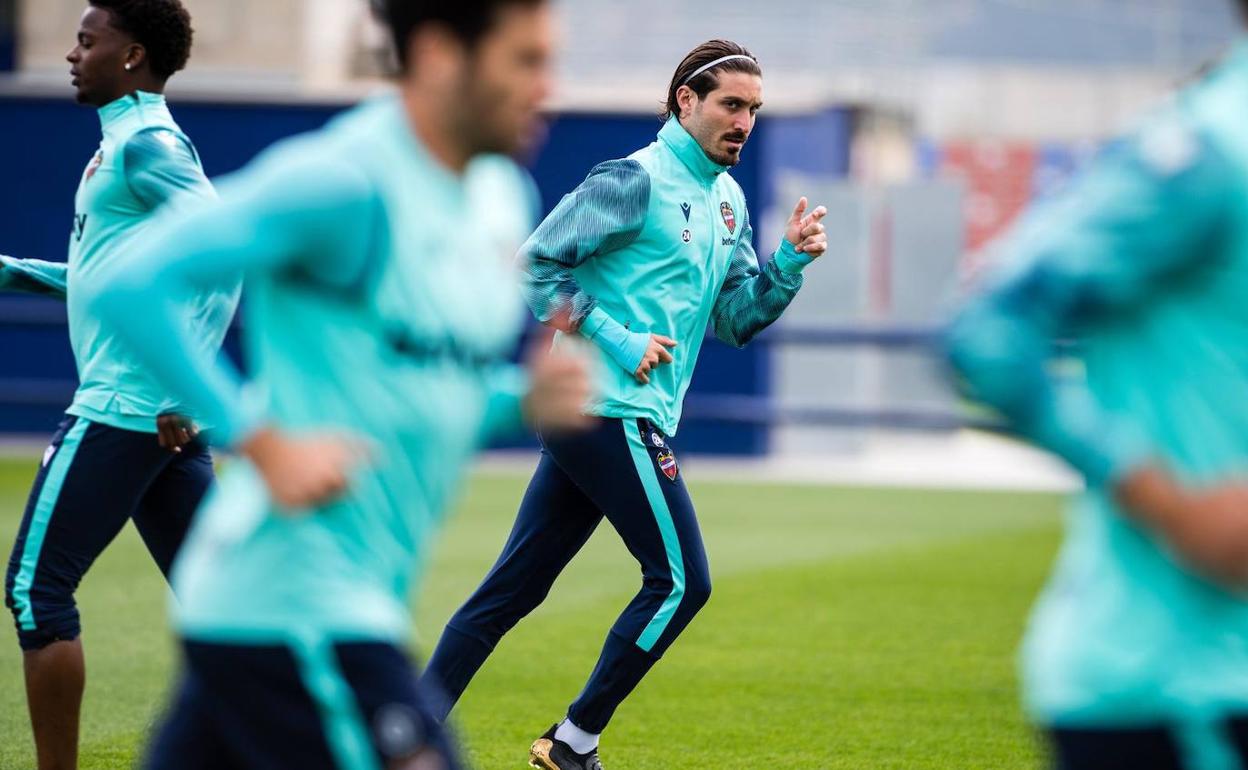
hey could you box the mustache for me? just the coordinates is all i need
[722,133,748,143]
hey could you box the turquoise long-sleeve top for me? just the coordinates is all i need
[88,95,537,645]
[1,91,237,431]
[522,117,813,436]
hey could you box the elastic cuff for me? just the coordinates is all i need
[586,309,649,374]
[1095,430,1153,490]
[773,239,814,275]
[1050,408,1152,489]
[579,306,611,339]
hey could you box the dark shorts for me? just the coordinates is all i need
[4,414,214,650]
[145,639,463,770]
[1050,719,1248,770]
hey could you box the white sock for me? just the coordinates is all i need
[554,717,600,754]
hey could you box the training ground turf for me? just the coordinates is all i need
[0,456,1063,769]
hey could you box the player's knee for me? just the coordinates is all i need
[683,569,712,613]
[451,588,541,641]
[14,607,81,651]
[474,611,524,640]
[8,580,81,650]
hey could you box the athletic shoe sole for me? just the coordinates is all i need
[529,737,558,770]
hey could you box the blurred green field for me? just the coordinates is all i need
[0,455,1063,769]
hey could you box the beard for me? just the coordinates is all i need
[453,71,544,159]
[456,98,515,157]
[706,147,742,166]
[701,129,748,167]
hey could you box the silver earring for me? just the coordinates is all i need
[124,63,132,71]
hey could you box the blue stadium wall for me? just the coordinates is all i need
[0,96,850,454]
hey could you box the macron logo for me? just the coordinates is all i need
[680,202,691,222]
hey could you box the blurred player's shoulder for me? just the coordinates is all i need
[1130,106,1205,179]
[1092,45,1248,187]
[203,96,405,210]
[467,153,537,206]
[1109,72,1245,189]
[467,154,541,250]
[1158,44,1248,167]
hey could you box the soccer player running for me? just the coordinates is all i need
[947,3,1248,767]
[89,1,588,768]
[0,3,233,769]
[422,39,830,770]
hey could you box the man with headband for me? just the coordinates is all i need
[422,39,829,770]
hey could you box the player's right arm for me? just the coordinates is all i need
[0,255,69,300]
[947,118,1232,485]
[946,115,1248,583]
[86,149,381,507]
[519,159,673,383]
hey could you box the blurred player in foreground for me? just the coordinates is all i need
[947,2,1248,767]
[423,39,829,770]
[0,2,234,768]
[90,1,588,768]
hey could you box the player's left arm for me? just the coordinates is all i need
[0,255,69,299]
[122,128,216,212]
[711,196,827,347]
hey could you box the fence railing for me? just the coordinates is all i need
[0,301,993,432]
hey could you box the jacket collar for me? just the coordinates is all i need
[658,116,728,184]
[97,90,167,133]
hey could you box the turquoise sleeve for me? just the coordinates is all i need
[772,238,815,275]
[86,149,382,447]
[946,118,1234,485]
[519,159,650,332]
[0,255,69,300]
[123,128,215,211]
[582,306,649,375]
[711,205,804,348]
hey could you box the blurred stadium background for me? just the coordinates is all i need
[0,2,1240,768]
[1,0,1239,484]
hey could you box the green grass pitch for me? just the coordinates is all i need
[0,455,1063,769]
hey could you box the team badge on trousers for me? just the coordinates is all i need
[656,448,678,481]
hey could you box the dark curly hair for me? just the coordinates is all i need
[376,0,545,71]
[89,0,193,81]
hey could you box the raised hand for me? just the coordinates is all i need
[784,197,829,258]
